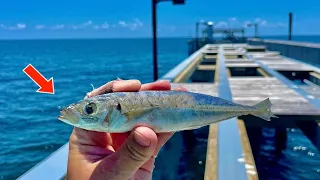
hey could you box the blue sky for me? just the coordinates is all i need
[0,0,319,39]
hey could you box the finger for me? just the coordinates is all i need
[69,127,114,151]
[85,79,141,98]
[138,132,174,172]
[94,127,157,179]
[153,132,174,156]
[140,80,171,91]
[112,79,142,92]
[173,86,187,91]
[110,132,130,150]
[85,79,120,98]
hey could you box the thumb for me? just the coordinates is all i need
[95,127,158,179]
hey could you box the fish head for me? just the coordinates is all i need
[58,97,114,132]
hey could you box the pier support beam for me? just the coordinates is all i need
[246,126,262,173]
[274,128,287,157]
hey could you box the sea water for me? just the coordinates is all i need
[0,37,319,180]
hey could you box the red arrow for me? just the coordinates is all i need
[23,64,55,94]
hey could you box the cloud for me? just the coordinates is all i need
[134,18,143,27]
[0,19,144,32]
[35,25,45,30]
[0,24,6,29]
[277,22,286,27]
[83,21,92,26]
[69,20,94,30]
[243,20,252,27]
[227,17,240,27]
[243,18,286,28]
[52,24,64,30]
[4,23,27,30]
[254,18,261,23]
[101,22,109,29]
[229,17,237,21]
[93,22,109,30]
[118,21,128,27]
[17,23,26,29]
[260,20,267,26]
[158,24,176,32]
[215,21,228,28]
[117,19,143,30]
[253,18,268,27]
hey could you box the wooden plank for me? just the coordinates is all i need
[174,54,202,82]
[214,54,220,84]
[237,120,259,180]
[310,72,320,79]
[225,55,242,59]
[267,65,313,71]
[248,51,279,56]
[224,52,243,56]
[225,59,254,63]
[170,83,218,96]
[198,65,216,71]
[257,68,270,77]
[301,86,320,99]
[204,55,218,59]
[204,124,218,180]
[226,63,259,68]
[255,57,313,71]
[229,78,320,116]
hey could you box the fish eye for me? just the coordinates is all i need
[84,102,97,115]
[116,103,121,111]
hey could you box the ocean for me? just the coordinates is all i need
[0,36,319,180]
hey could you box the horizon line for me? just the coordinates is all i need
[0,34,320,41]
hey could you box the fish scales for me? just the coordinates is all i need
[58,91,277,133]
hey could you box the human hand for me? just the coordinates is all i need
[67,79,186,180]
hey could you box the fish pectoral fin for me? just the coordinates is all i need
[176,125,206,131]
[124,108,155,123]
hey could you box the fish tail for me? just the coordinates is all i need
[250,98,278,121]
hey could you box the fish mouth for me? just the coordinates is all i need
[58,108,79,124]
[58,115,65,121]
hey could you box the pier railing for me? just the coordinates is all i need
[248,38,320,67]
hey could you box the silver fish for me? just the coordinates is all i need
[58,91,277,133]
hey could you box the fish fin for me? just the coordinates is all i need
[90,84,95,91]
[124,108,154,123]
[251,98,278,121]
[176,125,205,131]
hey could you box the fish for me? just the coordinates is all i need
[58,91,277,133]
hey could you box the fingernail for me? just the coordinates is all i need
[133,131,151,147]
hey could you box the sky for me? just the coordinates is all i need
[0,0,319,39]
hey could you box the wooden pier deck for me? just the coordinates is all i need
[164,43,320,180]
[19,43,320,180]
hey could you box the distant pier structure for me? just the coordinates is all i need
[190,21,247,55]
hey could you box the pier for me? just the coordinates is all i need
[18,41,320,180]
[163,43,320,179]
